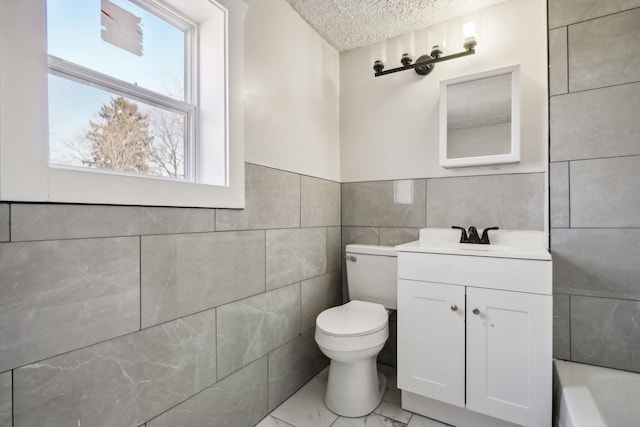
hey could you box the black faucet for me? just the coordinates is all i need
[451,226,499,244]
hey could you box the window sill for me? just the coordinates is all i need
[0,0,247,209]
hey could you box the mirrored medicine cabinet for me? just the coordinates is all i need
[439,65,520,168]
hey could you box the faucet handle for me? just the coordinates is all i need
[480,227,500,244]
[451,226,467,243]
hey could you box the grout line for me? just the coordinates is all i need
[565,25,570,93]
[563,153,640,163]
[550,153,640,163]
[266,350,270,415]
[6,224,344,244]
[567,162,571,229]
[342,171,545,185]
[214,307,218,383]
[299,282,303,336]
[269,415,295,427]
[563,294,640,302]
[8,202,11,243]
[547,51,552,246]
[8,230,218,244]
[550,79,640,98]
[7,304,220,372]
[548,6,640,30]
[139,235,142,331]
[546,16,552,94]
[245,161,342,184]
[425,179,429,229]
[299,174,302,229]
[152,356,268,425]
[568,294,572,361]
[551,226,640,230]
[0,200,217,209]
[340,182,345,303]
[11,369,14,427]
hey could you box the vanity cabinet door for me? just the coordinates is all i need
[397,279,466,407]
[466,287,552,426]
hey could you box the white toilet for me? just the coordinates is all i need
[315,244,397,417]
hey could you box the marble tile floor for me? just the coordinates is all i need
[257,365,451,427]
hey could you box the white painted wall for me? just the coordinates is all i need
[244,0,341,181]
[340,0,548,182]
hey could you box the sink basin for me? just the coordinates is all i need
[395,228,551,261]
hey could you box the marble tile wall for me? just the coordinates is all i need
[141,230,266,327]
[267,329,328,411]
[0,163,338,426]
[0,371,10,427]
[567,8,640,92]
[426,174,545,230]
[341,173,545,365]
[217,283,301,379]
[0,237,140,373]
[302,176,342,227]
[266,228,327,290]
[216,165,301,231]
[548,0,640,29]
[570,296,640,372]
[11,204,216,241]
[548,1,640,371]
[0,205,8,243]
[148,357,269,427]
[14,309,217,427]
[301,271,342,332]
[342,180,426,228]
[342,174,544,250]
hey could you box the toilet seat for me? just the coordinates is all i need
[316,300,388,337]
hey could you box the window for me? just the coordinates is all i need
[0,0,247,208]
[48,0,195,180]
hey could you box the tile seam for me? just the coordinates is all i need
[8,307,217,372]
[549,5,640,30]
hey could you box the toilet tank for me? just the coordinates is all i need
[345,244,397,309]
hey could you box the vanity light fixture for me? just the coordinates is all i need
[373,22,477,77]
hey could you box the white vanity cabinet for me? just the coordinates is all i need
[398,279,466,406]
[397,234,552,427]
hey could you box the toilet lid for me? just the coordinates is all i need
[316,300,388,337]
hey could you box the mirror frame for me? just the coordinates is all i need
[439,65,520,168]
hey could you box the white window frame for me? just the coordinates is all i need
[0,0,247,208]
[48,0,199,181]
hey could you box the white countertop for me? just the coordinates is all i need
[395,228,551,261]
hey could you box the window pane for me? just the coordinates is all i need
[47,0,186,100]
[49,74,186,179]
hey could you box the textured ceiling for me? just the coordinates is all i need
[284,0,507,52]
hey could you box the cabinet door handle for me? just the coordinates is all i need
[472,308,481,315]
[450,305,458,311]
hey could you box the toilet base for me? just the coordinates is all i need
[324,356,387,417]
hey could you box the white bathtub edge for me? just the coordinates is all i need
[554,360,606,427]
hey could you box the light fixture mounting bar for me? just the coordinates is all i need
[374,48,475,77]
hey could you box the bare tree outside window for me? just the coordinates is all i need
[85,96,152,173]
[61,95,185,178]
[147,107,185,178]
